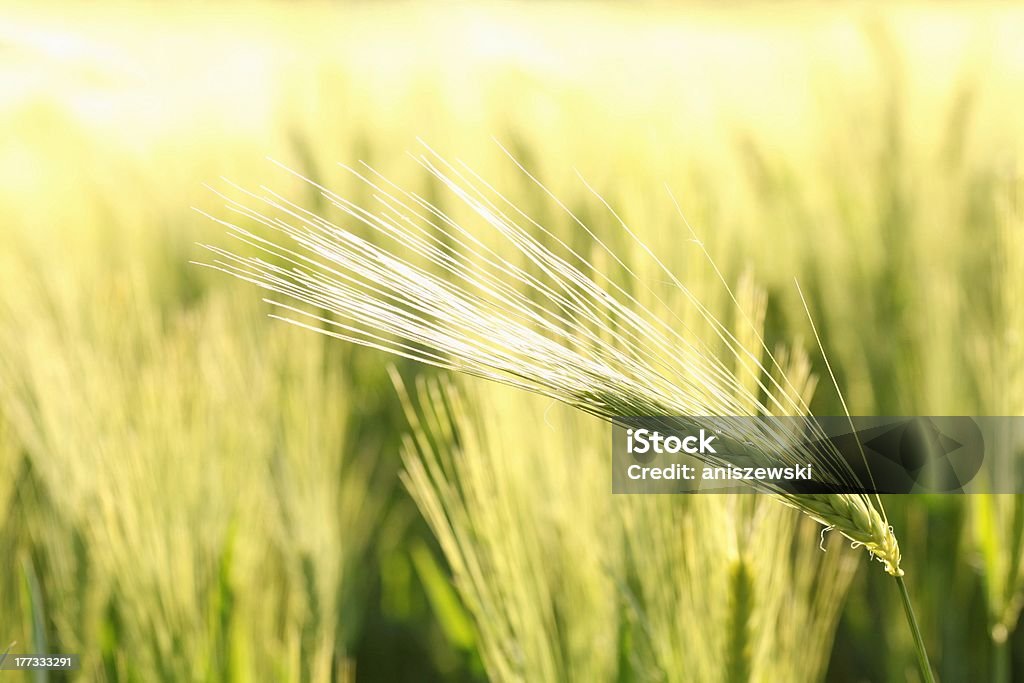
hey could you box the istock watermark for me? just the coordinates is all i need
[611,416,1022,494]
[625,428,718,455]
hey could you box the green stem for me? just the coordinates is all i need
[993,631,1009,683]
[897,576,935,683]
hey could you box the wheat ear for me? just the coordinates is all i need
[196,149,903,579]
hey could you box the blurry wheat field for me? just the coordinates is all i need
[1,1,1023,681]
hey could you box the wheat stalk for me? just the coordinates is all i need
[196,147,932,678]
[198,150,902,574]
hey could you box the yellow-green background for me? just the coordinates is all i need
[1,2,1022,681]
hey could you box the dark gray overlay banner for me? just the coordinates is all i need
[612,416,1023,494]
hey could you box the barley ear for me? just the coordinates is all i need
[791,494,902,577]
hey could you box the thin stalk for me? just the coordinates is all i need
[993,634,1009,683]
[897,576,935,683]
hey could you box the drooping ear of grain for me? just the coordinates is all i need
[200,151,903,577]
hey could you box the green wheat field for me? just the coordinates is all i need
[1,2,1023,681]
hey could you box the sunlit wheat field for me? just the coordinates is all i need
[1,1,1023,681]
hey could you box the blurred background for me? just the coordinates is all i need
[1,1,1023,681]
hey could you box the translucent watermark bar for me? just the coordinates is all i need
[611,416,1023,494]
